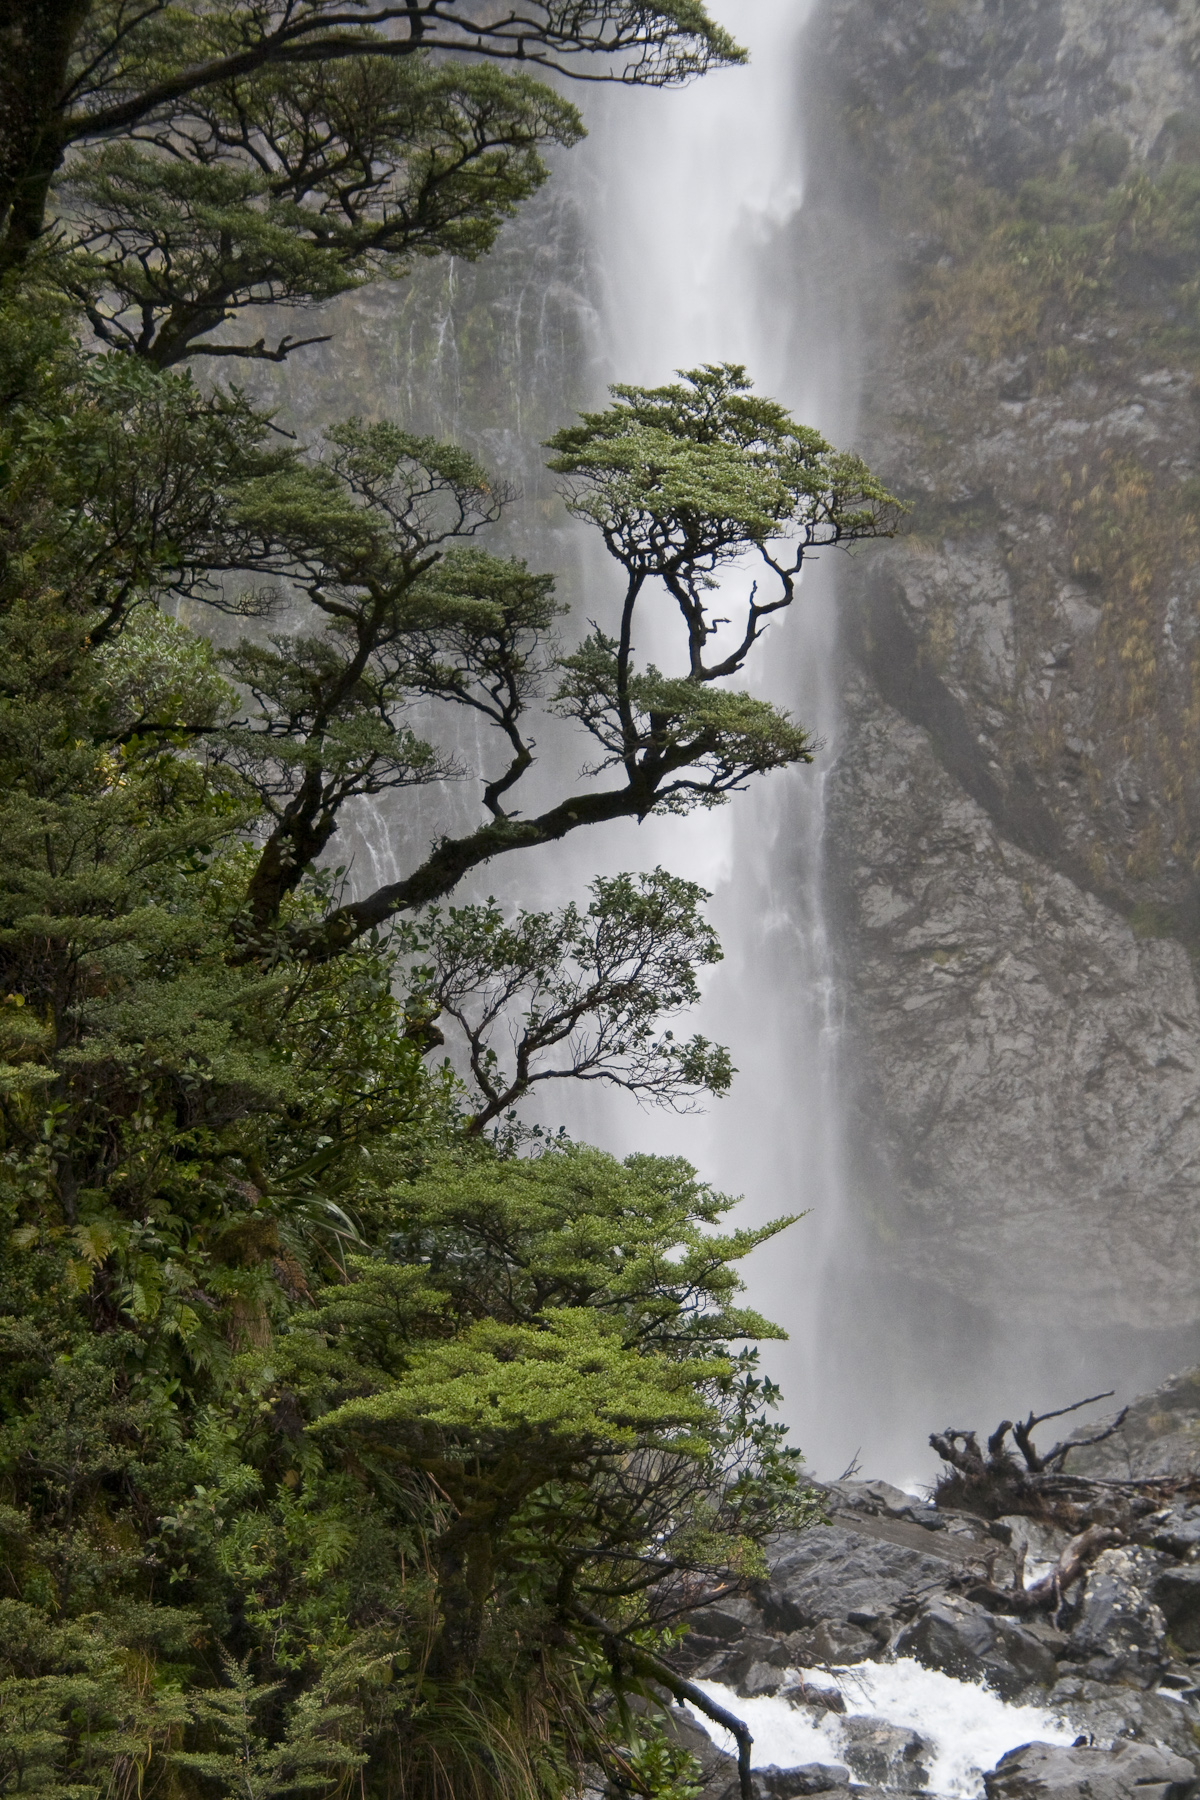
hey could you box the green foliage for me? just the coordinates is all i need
[0,2,745,276]
[0,304,823,1792]
[63,59,585,366]
[0,1116,813,1796]
[402,868,734,1131]
[547,362,897,567]
[0,8,897,1794]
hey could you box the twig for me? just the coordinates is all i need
[1043,1407,1128,1472]
[1014,1392,1116,1472]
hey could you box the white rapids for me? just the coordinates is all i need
[685,1662,1078,1799]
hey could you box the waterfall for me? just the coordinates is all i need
[518,0,869,1478]
[329,0,874,1476]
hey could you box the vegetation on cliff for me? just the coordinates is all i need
[832,0,1200,941]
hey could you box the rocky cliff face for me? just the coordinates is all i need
[808,0,1200,1357]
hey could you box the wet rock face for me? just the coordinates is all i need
[764,1525,955,1636]
[983,1738,1200,1800]
[809,0,1200,1333]
[1066,1545,1169,1681]
[894,1594,1062,1698]
[1048,1676,1200,1772]
[724,1769,855,1800]
[1070,1370,1200,1479]
[828,677,1200,1324]
[1153,1566,1200,1652]
[838,1717,932,1792]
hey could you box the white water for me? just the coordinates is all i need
[328,5,878,1471]
[519,0,864,1478]
[686,1666,1077,1798]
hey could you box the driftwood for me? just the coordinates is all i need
[929,1391,1162,1621]
[966,1521,1125,1622]
[931,1391,1129,1519]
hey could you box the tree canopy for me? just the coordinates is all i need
[0,2,745,276]
[0,7,899,1796]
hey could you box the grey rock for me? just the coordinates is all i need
[1067,1547,1168,1682]
[807,0,1200,1401]
[822,1479,917,1519]
[687,1598,764,1642]
[895,1595,1060,1698]
[1147,1508,1200,1560]
[1067,1371,1200,1481]
[1153,1567,1200,1652]
[765,1525,952,1637]
[838,1716,933,1792]
[677,1598,768,1677]
[690,1631,790,1686]
[777,1618,878,1667]
[829,676,1200,1337]
[997,1517,1071,1584]
[742,1767,852,1798]
[984,1738,1199,1799]
[778,1681,846,1715]
[1049,1676,1200,1767]
[735,1660,787,1699]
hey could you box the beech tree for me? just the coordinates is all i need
[0,6,900,1796]
[215,364,897,959]
[0,2,743,276]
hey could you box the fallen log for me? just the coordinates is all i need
[931,1392,1129,1519]
[967,1521,1124,1621]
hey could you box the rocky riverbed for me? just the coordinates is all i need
[641,1374,1200,1800]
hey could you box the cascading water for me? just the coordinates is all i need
[328,0,876,1480]
[290,11,1136,1786]
[521,0,869,1481]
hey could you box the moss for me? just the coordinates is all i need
[842,31,1200,936]
[903,489,1004,546]
[1130,900,1180,938]
[880,118,1200,379]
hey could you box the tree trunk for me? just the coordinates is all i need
[0,0,90,271]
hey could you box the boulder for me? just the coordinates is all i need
[983,1738,1199,1799]
[677,1597,768,1677]
[735,1660,788,1699]
[691,1630,790,1686]
[1048,1676,1200,1770]
[1152,1566,1200,1653]
[1065,1371,1200,1482]
[778,1681,846,1715]
[1147,1505,1200,1560]
[773,1617,878,1667]
[894,1595,1060,1698]
[1067,1547,1168,1683]
[995,1516,1070,1585]
[686,1597,765,1642]
[822,1479,947,1529]
[838,1716,933,1792]
[823,1479,916,1517]
[734,1767,853,1798]
[765,1525,953,1638]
